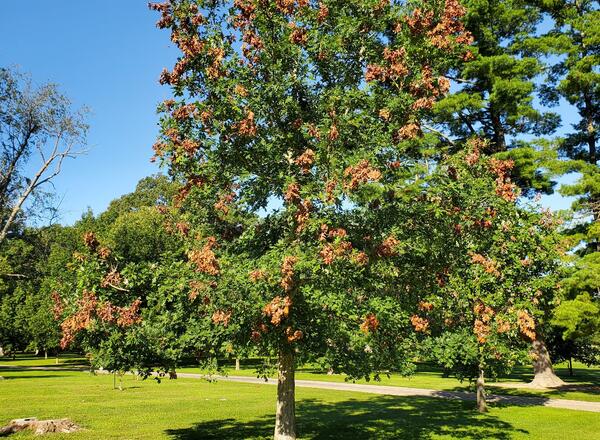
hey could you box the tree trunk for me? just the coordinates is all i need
[476,369,487,413]
[569,357,573,377]
[529,339,565,388]
[44,349,48,360]
[489,108,506,153]
[0,345,4,357]
[235,358,240,371]
[584,93,596,165]
[274,348,296,440]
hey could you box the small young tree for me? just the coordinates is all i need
[420,143,562,410]
[55,177,198,381]
[150,0,472,437]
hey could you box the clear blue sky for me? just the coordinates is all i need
[0,1,578,225]
[1,1,178,225]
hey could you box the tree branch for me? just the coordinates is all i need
[422,124,456,146]
[0,273,28,279]
[0,132,85,244]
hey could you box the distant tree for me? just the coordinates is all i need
[0,235,39,356]
[0,287,29,357]
[0,67,88,244]
[55,175,189,381]
[430,0,560,193]
[97,174,179,227]
[0,223,80,358]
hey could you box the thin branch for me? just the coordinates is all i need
[422,124,456,146]
[0,273,28,279]
[107,283,131,293]
[446,76,477,85]
[459,112,477,135]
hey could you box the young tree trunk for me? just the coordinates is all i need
[235,358,240,371]
[476,369,487,413]
[44,350,48,360]
[274,348,296,440]
[529,339,565,388]
[569,357,573,377]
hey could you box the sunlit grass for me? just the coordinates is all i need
[2,363,600,439]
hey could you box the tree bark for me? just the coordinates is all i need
[584,93,596,165]
[529,339,565,388]
[235,358,240,371]
[0,345,4,357]
[476,369,487,413]
[489,107,506,153]
[274,348,296,440]
[569,357,573,377]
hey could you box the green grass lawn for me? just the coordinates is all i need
[2,354,599,402]
[1,363,600,440]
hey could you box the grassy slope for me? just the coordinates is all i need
[1,360,600,439]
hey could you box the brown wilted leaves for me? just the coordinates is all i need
[264,296,292,325]
[360,314,380,334]
[280,256,298,292]
[344,160,382,191]
[517,310,536,341]
[188,237,220,275]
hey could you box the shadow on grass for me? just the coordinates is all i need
[486,383,600,401]
[0,374,71,380]
[165,395,527,440]
[0,365,88,373]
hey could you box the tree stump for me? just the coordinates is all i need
[0,418,80,436]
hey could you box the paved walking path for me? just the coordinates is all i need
[182,373,600,413]
[2,364,600,413]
